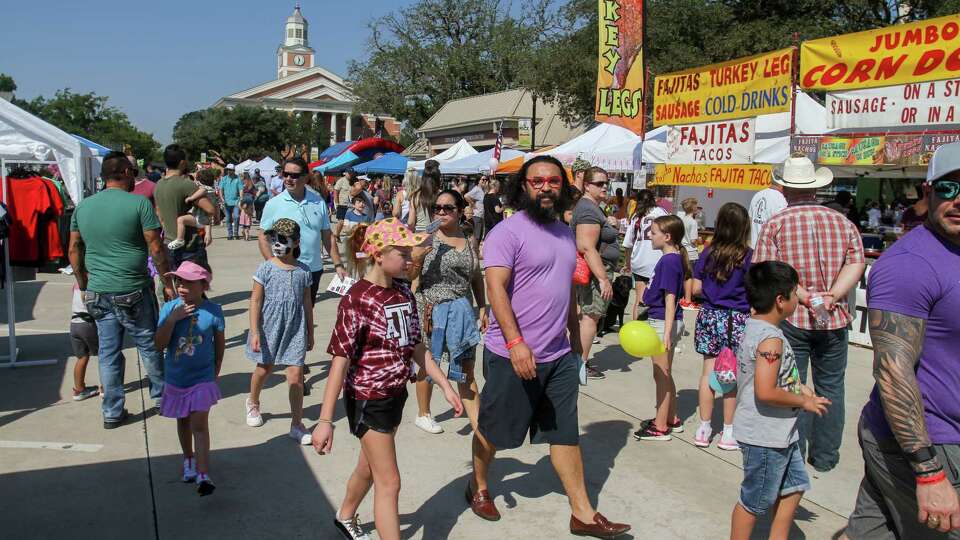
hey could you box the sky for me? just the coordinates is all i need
[0,0,414,144]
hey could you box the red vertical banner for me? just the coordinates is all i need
[595,0,645,135]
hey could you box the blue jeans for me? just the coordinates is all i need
[780,322,848,471]
[84,288,164,421]
[224,204,239,238]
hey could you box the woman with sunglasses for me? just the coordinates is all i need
[412,189,488,434]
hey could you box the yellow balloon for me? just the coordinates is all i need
[618,321,664,358]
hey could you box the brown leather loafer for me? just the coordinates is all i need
[465,483,501,521]
[570,512,631,538]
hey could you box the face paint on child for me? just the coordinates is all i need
[271,233,298,257]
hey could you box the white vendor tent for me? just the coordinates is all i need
[540,123,642,166]
[408,139,477,170]
[641,91,828,165]
[235,159,257,175]
[440,147,526,175]
[0,98,89,204]
[588,126,667,172]
[256,156,279,174]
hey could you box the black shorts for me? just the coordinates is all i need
[335,205,348,220]
[632,274,650,284]
[477,348,580,449]
[345,388,408,439]
[70,320,99,357]
[309,271,323,307]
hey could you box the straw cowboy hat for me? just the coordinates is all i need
[774,155,834,190]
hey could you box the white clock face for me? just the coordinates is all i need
[294,55,305,66]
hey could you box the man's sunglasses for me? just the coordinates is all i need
[282,171,303,179]
[933,180,960,200]
[433,204,458,214]
[586,181,609,189]
[526,176,563,189]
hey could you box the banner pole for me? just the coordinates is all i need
[790,34,799,143]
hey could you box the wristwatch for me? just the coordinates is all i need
[906,446,937,464]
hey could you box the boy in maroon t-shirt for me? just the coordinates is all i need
[313,218,463,540]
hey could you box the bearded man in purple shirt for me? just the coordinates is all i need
[846,142,960,538]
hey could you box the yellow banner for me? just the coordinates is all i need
[594,0,645,135]
[651,164,773,190]
[817,137,885,165]
[801,14,960,91]
[652,49,793,126]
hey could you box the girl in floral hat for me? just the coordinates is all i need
[312,217,464,540]
[155,260,225,496]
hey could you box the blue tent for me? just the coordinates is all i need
[352,152,408,175]
[315,151,359,174]
[72,134,112,156]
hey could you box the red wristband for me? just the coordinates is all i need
[916,470,947,485]
[505,336,525,350]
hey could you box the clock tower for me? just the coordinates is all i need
[277,4,315,79]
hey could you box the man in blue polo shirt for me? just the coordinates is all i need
[258,157,346,305]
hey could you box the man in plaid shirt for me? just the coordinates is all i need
[754,155,866,473]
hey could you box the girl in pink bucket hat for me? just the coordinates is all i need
[312,218,464,540]
[155,260,224,496]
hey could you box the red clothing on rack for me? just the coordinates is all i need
[1,176,65,264]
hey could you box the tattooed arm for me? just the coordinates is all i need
[869,308,938,473]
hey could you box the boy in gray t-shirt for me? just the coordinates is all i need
[731,261,831,539]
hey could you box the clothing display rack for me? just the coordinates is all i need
[0,158,58,368]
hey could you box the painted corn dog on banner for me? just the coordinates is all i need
[801,14,960,92]
[594,0,646,135]
[652,48,793,126]
[651,164,773,190]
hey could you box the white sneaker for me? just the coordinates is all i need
[718,430,740,451]
[182,457,197,483]
[335,513,371,540]
[414,414,443,434]
[289,424,312,445]
[245,398,264,427]
[166,238,185,250]
[694,424,712,448]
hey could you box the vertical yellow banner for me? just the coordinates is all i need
[595,0,645,135]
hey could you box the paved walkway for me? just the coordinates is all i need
[0,226,869,539]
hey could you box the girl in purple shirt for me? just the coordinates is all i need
[692,203,752,450]
[636,215,691,442]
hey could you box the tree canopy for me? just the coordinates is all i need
[172,106,332,164]
[11,85,160,161]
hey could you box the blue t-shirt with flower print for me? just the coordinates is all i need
[158,298,224,388]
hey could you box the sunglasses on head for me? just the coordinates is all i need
[525,176,563,189]
[433,204,458,214]
[933,180,960,200]
[282,171,303,179]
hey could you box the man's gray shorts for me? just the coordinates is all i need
[846,417,960,539]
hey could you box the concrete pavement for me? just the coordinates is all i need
[0,226,869,539]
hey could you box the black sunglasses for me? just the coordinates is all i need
[282,171,303,179]
[433,204,458,214]
[933,180,960,200]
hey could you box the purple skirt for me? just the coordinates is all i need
[160,381,221,418]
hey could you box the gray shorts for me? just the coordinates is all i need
[70,320,99,358]
[846,417,960,539]
[577,269,615,318]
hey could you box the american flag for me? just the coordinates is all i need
[492,121,503,161]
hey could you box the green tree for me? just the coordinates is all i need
[348,0,560,130]
[0,73,16,93]
[172,106,327,164]
[526,0,960,124]
[13,87,159,161]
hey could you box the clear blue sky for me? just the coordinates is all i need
[0,0,413,144]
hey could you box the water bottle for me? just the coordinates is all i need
[810,295,830,328]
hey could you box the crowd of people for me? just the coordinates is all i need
[62,139,960,539]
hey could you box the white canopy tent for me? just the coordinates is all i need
[439,148,526,175]
[588,126,667,172]
[0,98,89,205]
[235,159,257,175]
[539,123,642,167]
[408,139,477,170]
[256,156,279,174]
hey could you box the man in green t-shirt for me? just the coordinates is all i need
[154,144,217,269]
[69,152,174,429]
